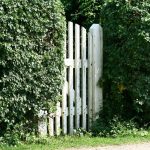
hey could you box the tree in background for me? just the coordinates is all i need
[61,0,99,28]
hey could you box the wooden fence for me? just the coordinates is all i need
[38,22,103,136]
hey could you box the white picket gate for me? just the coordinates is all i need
[38,22,103,136]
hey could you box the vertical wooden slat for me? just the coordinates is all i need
[62,30,67,134]
[90,25,103,122]
[75,24,80,129]
[48,114,54,136]
[88,32,93,129]
[68,22,74,134]
[55,102,61,135]
[81,27,87,130]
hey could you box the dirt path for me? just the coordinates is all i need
[67,142,150,150]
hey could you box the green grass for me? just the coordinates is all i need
[1,134,150,150]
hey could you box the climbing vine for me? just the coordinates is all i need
[0,0,65,142]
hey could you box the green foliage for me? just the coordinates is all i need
[0,0,65,143]
[100,0,150,124]
[2,132,150,150]
[61,0,98,28]
[91,116,149,137]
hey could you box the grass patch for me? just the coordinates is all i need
[0,134,150,150]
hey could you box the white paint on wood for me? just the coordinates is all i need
[62,81,67,134]
[89,24,103,121]
[88,32,93,128]
[64,104,87,116]
[81,27,87,130]
[65,59,88,68]
[55,102,61,135]
[48,114,54,136]
[68,22,74,134]
[38,110,47,136]
[75,24,80,129]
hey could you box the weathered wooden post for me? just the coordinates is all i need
[38,110,47,136]
[88,24,103,127]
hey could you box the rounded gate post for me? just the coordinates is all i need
[88,24,103,127]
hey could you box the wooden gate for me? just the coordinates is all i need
[38,22,103,136]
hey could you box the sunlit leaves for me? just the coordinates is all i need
[0,0,65,138]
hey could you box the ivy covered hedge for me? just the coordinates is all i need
[0,0,65,140]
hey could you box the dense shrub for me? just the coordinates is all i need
[0,0,65,141]
[91,116,149,137]
[101,0,150,125]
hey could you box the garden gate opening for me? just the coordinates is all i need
[38,22,103,136]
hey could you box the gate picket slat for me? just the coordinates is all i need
[62,81,67,134]
[62,32,67,134]
[68,22,74,134]
[88,25,103,123]
[81,27,87,130]
[55,102,61,135]
[88,32,93,129]
[75,24,80,129]
[48,114,54,136]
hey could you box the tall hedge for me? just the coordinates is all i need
[0,0,65,139]
[101,0,150,124]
